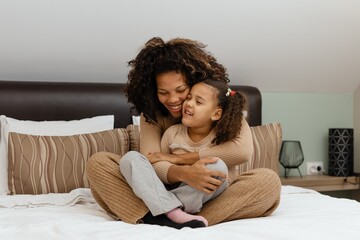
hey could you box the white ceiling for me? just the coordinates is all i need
[0,0,359,93]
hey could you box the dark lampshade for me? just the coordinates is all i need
[279,141,304,178]
[328,128,354,177]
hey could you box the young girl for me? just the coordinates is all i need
[119,79,246,227]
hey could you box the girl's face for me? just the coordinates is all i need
[156,71,190,118]
[182,83,222,129]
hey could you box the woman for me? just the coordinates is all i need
[120,79,248,227]
[86,37,281,227]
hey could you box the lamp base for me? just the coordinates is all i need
[283,167,303,179]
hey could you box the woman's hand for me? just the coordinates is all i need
[169,158,227,194]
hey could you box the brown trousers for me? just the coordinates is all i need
[86,152,281,226]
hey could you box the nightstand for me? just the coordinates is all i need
[281,175,359,191]
[281,175,360,200]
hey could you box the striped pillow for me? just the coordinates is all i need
[238,122,282,175]
[7,128,129,195]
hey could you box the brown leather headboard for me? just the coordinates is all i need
[0,81,262,128]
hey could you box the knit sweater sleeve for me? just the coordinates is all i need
[139,113,178,183]
[139,113,162,155]
[198,118,253,167]
[153,125,179,184]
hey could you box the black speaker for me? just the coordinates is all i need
[328,128,354,176]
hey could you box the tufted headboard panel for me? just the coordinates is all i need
[0,81,262,128]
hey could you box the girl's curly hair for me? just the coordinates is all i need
[126,37,229,123]
[200,79,246,145]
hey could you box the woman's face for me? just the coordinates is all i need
[156,71,190,118]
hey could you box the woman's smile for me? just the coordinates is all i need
[156,71,190,118]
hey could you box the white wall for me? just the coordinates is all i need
[354,84,360,173]
[0,0,360,93]
[1,1,358,176]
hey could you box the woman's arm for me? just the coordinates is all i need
[142,115,201,165]
[147,125,201,165]
[142,113,253,189]
[139,113,180,155]
[166,159,226,193]
[151,119,253,166]
[139,113,162,155]
[153,118,253,186]
[198,119,253,167]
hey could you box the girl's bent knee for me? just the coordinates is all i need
[119,151,145,174]
[206,159,228,174]
[119,151,137,169]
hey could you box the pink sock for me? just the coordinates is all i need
[166,208,208,227]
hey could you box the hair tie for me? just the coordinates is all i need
[226,88,236,97]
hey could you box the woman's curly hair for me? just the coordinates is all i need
[200,79,246,145]
[126,37,229,123]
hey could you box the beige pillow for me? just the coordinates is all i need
[8,128,129,195]
[238,122,282,175]
[127,124,140,152]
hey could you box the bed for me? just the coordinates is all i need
[1,80,360,239]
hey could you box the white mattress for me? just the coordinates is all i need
[1,186,360,240]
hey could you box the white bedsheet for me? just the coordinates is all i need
[1,186,359,240]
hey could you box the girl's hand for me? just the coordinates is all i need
[181,158,227,194]
[148,152,200,165]
[147,152,180,164]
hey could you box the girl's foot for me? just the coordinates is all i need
[166,208,208,227]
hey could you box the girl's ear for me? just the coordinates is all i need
[211,108,222,121]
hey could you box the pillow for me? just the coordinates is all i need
[127,124,140,152]
[0,115,114,195]
[132,116,140,126]
[7,128,129,195]
[237,122,282,175]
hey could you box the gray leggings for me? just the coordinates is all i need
[119,151,228,216]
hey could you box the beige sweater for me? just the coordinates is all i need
[139,113,253,183]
